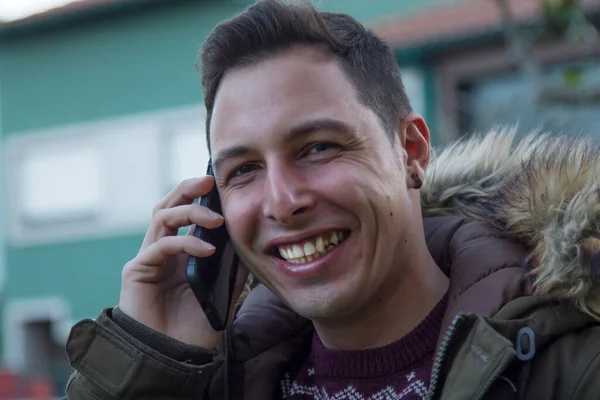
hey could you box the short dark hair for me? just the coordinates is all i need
[199,0,413,150]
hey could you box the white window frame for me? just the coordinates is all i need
[4,104,207,247]
[5,126,108,246]
[161,106,209,193]
[16,140,105,226]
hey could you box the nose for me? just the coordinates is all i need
[262,162,315,224]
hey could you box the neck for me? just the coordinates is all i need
[314,248,449,351]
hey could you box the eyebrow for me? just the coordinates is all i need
[212,118,355,174]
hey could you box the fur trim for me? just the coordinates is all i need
[422,126,600,321]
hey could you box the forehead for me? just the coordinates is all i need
[209,45,365,154]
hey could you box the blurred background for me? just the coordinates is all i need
[0,0,598,398]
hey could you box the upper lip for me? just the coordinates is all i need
[264,227,349,251]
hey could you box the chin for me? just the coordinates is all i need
[283,282,361,321]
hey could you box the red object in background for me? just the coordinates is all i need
[27,375,55,400]
[0,368,18,398]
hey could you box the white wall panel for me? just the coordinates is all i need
[4,105,208,247]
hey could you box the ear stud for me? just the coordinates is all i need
[411,173,423,190]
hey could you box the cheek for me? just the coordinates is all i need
[311,160,395,210]
[222,190,261,251]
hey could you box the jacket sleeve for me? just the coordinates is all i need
[64,307,224,399]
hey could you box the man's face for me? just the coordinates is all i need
[210,45,428,322]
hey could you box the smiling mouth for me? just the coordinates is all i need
[271,230,350,264]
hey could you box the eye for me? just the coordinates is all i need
[231,163,260,178]
[305,142,338,155]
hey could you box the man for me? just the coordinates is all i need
[64,0,600,399]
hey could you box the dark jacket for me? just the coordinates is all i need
[64,129,600,399]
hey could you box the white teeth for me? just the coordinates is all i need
[316,237,325,252]
[304,242,316,256]
[276,230,348,264]
[279,248,288,258]
[292,245,303,258]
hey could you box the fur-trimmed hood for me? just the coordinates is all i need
[421,126,600,322]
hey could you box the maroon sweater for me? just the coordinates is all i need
[280,295,447,399]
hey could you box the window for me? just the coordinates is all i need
[19,147,102,224]
[168,127,210,187]
[5,105,205,245]
[163,106,210,191]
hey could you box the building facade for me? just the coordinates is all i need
[0,0,598,395]
[0,0,446,394]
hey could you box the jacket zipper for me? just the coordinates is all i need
[426,314,517,400]
[425,314,465,400]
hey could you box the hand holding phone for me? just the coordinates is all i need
[186,160,241,331]
[118,171,248,349]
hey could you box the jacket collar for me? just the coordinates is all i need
[230,213,534,363]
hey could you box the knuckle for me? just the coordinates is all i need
[191,204,206,218]
[149,237,170,255]
[181,177,196,186]
[183,234,197,245]
[177,234,193,249]
[122,260,137,276]
[179,177,198,193]
[155,235,172,247]
[123,259,134,271]
[151,203,165,217]
[156,235,182,252]
[153,208,168,223]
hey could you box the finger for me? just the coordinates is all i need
[152,176,215,217]
[136,235,216,266]
[154,204,224,235]
[142,204,224,250]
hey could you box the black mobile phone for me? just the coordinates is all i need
[186,159,239,332]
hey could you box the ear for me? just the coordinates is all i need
[398,113,431,189]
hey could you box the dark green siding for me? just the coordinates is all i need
[1,2,244,135]
[6,234,144,319]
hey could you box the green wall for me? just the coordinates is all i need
[6,235,143,319]
[0,1,245,135]
[0,0,439,136]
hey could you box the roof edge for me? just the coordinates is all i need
[374,0,600,53]
[0,0,172,39]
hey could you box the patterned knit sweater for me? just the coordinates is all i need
[280,295,448,400]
